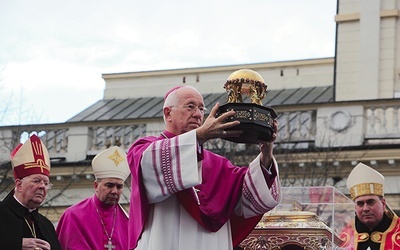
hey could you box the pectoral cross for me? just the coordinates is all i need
[104,239,115,250]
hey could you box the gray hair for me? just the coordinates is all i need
[162,85,200,121]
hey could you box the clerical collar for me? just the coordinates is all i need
[13,194,37,212]
[161,131,175,139]
[93,195,117,211]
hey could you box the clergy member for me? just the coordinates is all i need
[340,162,400,249]
[0,134,61,249]
[56,146,130,250]
[127,85,282,250]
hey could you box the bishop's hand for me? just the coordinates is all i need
[22,238,51,250]
[196,102,242,144]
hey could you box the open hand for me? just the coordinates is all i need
[196,102,243,143]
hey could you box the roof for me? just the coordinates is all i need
[67,86,333,122]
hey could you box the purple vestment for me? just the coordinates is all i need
[56,195,129,250]
[127,131,279,249]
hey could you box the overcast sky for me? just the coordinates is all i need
[0,0,337,125]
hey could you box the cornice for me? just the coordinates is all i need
[335,9,399,23]
[101,58,334,80]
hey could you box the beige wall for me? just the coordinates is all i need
[335,0,400,101]
[101,58,334,99]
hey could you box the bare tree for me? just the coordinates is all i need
[0,70,17,194]
[205,136,354,190]
[0,67,47,195]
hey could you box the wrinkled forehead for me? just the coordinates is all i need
[24,173,49,181]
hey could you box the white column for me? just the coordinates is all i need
[65,126,92,162]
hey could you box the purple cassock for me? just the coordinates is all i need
[127,130,280,250]
[56,195,129,250]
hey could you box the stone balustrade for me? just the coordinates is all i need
[0,101,399,164]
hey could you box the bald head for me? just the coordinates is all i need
[163,86,202,119]
[163,86,200,107]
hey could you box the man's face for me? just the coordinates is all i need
[354,195,386,229]
[94,178,124,206]
[165,87,205,135]
[16,174,50,209]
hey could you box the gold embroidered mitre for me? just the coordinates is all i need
[10,134,51,179]
[92,146,130,181]
[347,162,384,200]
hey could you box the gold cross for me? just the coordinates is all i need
[108,150,124,166]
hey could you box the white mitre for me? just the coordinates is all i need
[92,146,130,181]
[346,162,384,200]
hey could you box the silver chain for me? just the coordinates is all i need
[95,202,117,244]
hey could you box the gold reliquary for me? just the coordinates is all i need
[217,69,277,144]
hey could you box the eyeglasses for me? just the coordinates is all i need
[21,177,53,190]
[176,104,207,114]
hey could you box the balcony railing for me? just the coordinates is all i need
[1,101,399,164]
[365,104,400,139]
